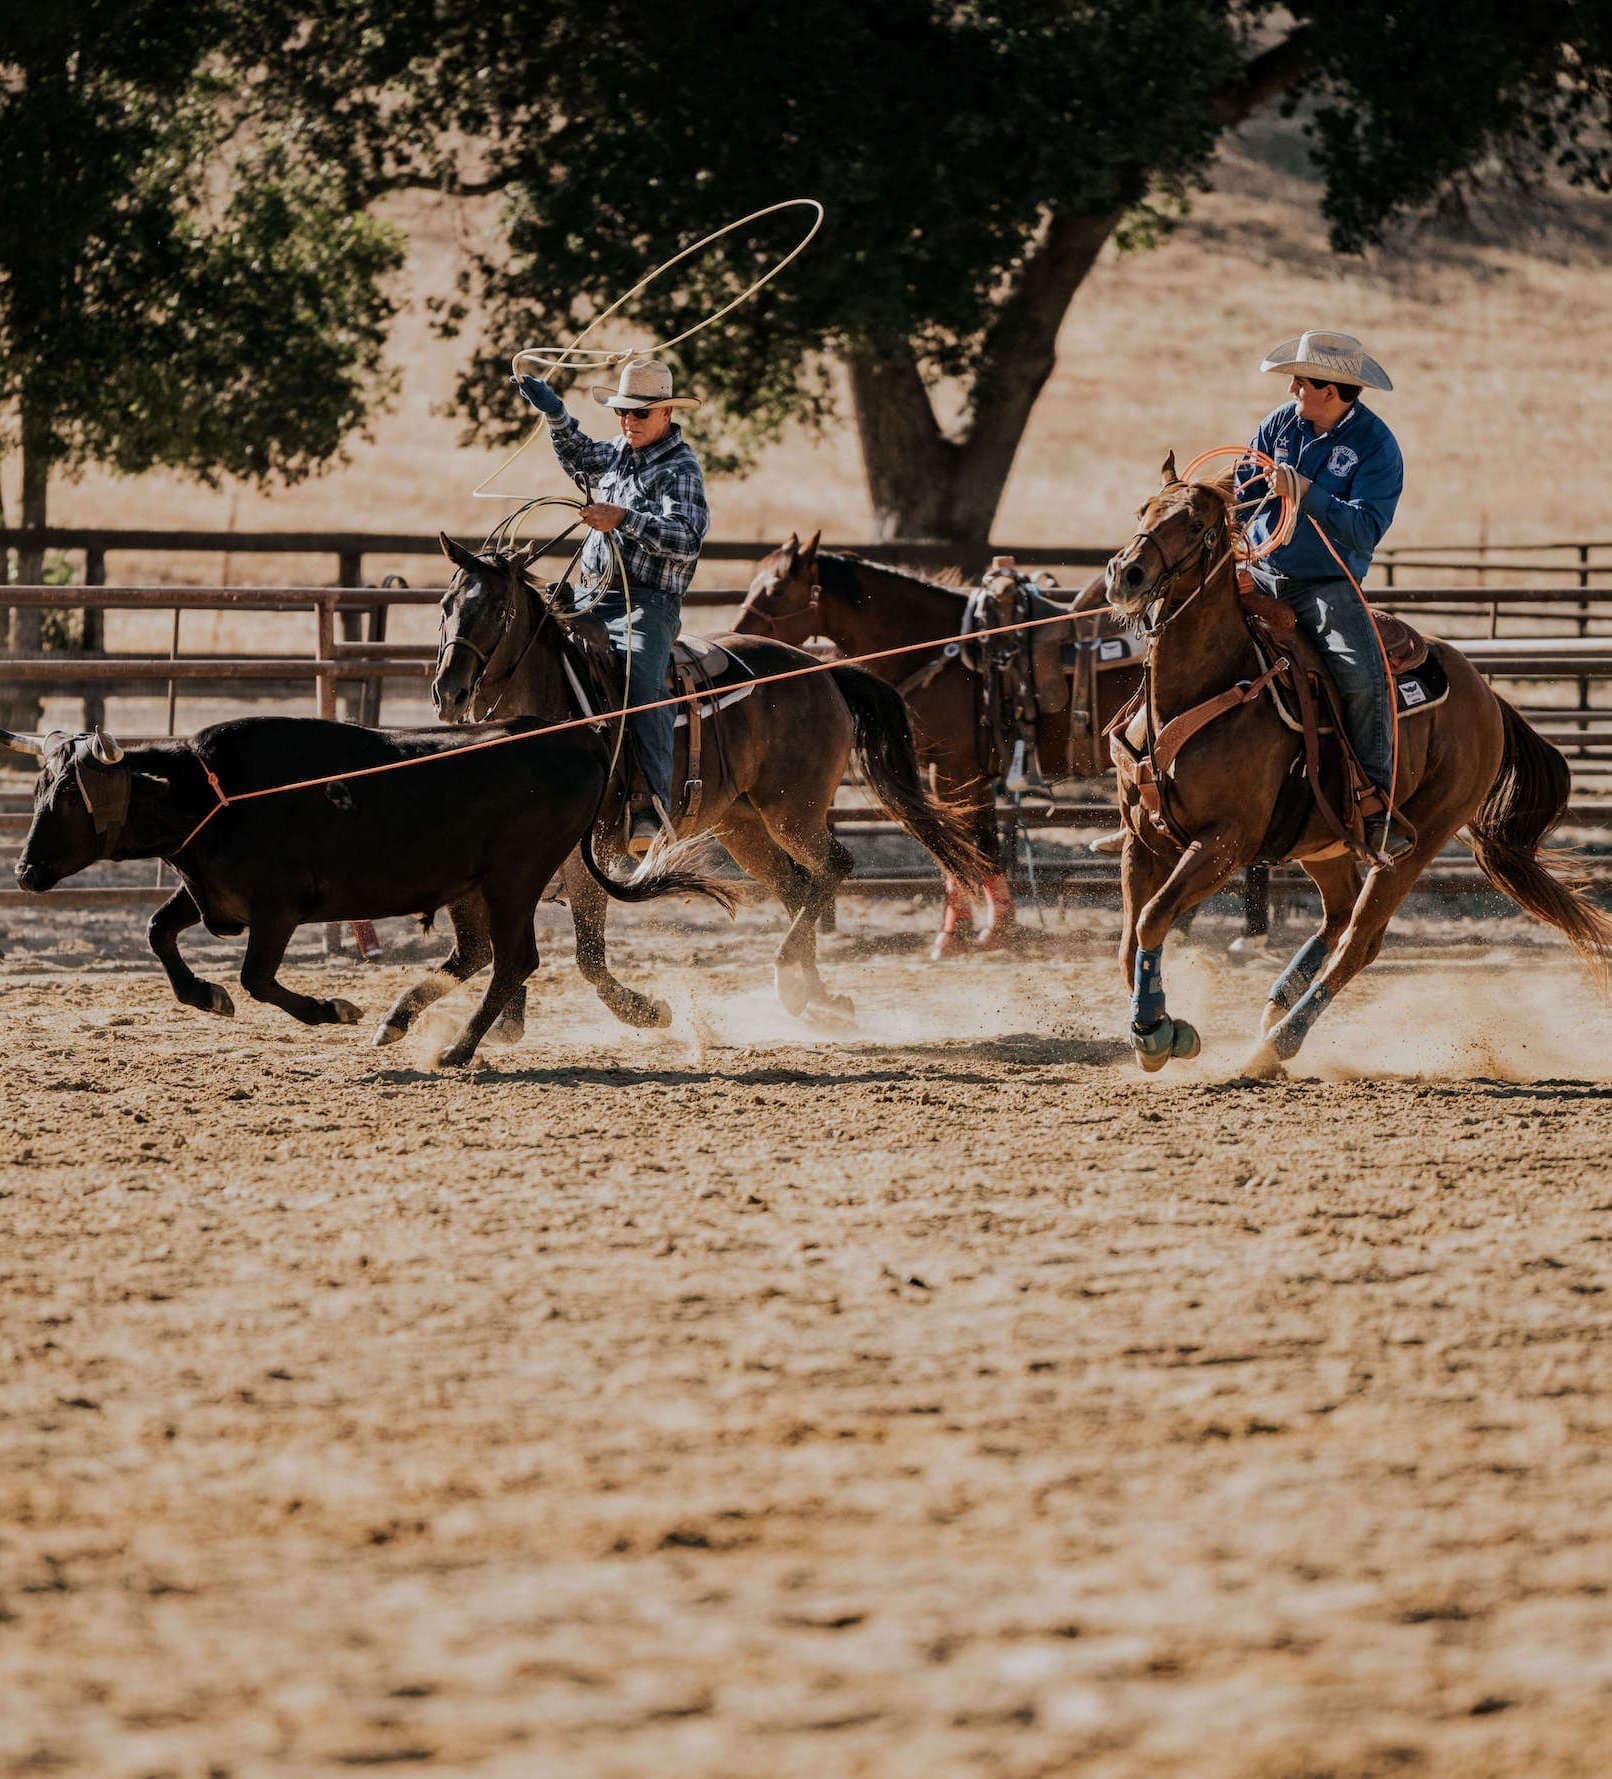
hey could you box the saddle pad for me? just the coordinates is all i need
[672,632,730,677]
[1257,635,1451,733]
[669,633,759,729]
[1065,630,1144,671]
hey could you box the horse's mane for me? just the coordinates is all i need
[822,550,972,608]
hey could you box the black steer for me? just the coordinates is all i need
[4,718,735,1066]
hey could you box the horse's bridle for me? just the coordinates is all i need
[736,564,822,645]
[434,562,553,719]
[1111,507,1227,640]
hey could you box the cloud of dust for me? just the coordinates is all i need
[1162,940,1612,1083]
[655,960,1074,1052]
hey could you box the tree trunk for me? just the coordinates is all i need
[1,402,49,731]
[845,206,1126,576]
[839,30,1316,576]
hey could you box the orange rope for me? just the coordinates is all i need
[170,446,1397,855]
[173,602,1087,854]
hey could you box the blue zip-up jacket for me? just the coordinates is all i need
[1235,399,1404,583]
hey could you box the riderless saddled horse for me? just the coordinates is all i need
[431,534,990,1029]
[1104,454,1612,1072]
[738,532,1142,957]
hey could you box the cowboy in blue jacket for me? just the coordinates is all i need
[1235,330,1407,862]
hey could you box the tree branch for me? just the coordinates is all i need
[945,203,1131,547]
[1213,25,1316,127]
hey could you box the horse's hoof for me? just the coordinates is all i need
[775,970,811,1018]
[1243,1041,1285,1080]
[803,999,857,1031]
[1132,1018,1176,1073]
[328,999,363,1025]
[1170,1019,1202,1060]
[484,1020,524,1048]
[930,930,971,961]
[205,984,234,1018]
[435,1042,477,1068]
[974,925,1019,954]
[372,1020,406,1048]
[620,995,674,1030]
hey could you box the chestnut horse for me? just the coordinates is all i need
[738,533,1132,958]
[1105,455,1612,1074]
[431,535,990,1029]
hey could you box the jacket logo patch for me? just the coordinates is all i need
[1327,444,1359,477]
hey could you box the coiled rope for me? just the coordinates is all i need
[473,198,825,502]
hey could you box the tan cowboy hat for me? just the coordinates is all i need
[1260,329,1392,392]
[590,356,701,411]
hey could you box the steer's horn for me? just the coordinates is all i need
[90,726,124,765]
[0,729,47,757]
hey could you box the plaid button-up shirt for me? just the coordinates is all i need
[547,415,710,604]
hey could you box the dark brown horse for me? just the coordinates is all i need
[1104,454,1612,1073]
[431,534,990,1029]
[738,532,1135,957]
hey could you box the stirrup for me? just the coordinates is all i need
[1362,806,1415,868]
[626,794,673,861]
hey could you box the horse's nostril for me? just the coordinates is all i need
[1124,564,1144,588]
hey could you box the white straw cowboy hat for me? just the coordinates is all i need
[1260,329,1393,392]
[590,356,701,411]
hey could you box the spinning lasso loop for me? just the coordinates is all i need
[473,198,825,503]
[1182,441,1399,814]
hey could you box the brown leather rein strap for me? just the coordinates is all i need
[1148,654,1290,777]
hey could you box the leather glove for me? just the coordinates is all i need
[515,375,566,419]
[1271,462,1308,505]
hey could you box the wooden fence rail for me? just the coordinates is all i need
[6,575,1612,922]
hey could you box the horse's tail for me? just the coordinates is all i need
[580,822,742,915]
[1468,699,1612,985]
[829,664,993,891]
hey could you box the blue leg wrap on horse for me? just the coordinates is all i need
[1269,934,1329,1011]
[1270,980,1332,1061]
[1132,945,1166,1030]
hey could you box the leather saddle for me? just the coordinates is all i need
[1241,589,1428,675]
[562,620,756,833]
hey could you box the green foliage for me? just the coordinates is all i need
[288,0,1248,464]
[0,1,405,491]
[1291,0,1612,249]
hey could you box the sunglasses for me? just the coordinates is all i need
[618,404,661,419]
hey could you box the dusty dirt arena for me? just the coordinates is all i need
[3,894,1612,1779]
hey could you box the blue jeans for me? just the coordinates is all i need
[1256,570,1395,794]
[590,588,679,811]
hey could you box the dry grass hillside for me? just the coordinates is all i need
[13,114,1612,576]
